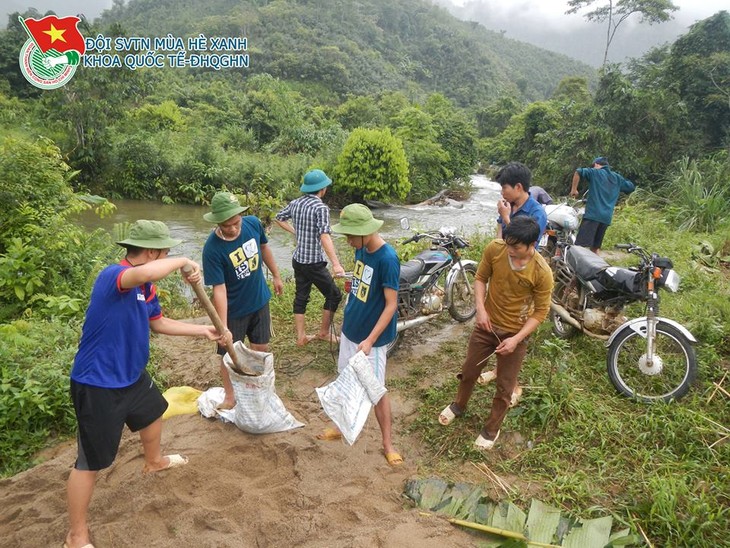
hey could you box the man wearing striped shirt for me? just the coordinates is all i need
[275,169,344,345]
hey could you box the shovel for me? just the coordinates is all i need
[182,265,258,376]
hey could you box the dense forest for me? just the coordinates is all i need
[1,2,729,545]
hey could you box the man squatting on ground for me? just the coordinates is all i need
[321,204,403,466]
[570,156,635,254]
[65,220,227,548]
[275,169,344,345]
[202,192,284,409]
[438,216,553,450]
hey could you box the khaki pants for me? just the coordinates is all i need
[455,326,527,439]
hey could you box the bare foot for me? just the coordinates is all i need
[316,333,340,344]
[216,397,236,411]
[296,334,316,346]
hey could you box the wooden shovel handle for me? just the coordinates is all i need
[182,265,258,376]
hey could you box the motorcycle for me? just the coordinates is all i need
[343,219,478,355]
[539,199,583,261]
[550,242,697,402]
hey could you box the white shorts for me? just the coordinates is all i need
[338,333,388,384]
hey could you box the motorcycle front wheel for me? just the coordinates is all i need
[550,280,580,339]
[607,320,697,403]
[448,263,477,322]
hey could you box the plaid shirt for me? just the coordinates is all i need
[275,194,331,264]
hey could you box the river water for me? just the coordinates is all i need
[76,175,501,272]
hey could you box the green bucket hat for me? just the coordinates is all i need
[203,192,249,223]
[331,203,384,236]
[300,169,332,193]
[116,220,182,249]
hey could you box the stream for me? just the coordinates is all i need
[76,174,502,272]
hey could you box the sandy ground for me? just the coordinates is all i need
[0,318,476,547]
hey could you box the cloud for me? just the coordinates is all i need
[439,0,724,66]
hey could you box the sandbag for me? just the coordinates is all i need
[544,203,579,229]
[221,342,304,434]
[316,351,387,446]
[162,386,203,419]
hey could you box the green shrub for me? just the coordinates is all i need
[334,127,411,201]
[0,319,78,476]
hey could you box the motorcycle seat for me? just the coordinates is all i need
[566,245,610,281]
[400,259,425,284]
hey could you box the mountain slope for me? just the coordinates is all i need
[99,0,595,105]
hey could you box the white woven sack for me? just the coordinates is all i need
[223,341,304,434]
[315,351,387,446]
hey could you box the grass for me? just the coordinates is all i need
[252,205,730,545]
[397,204,730,546]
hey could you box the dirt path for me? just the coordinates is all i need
[0,318,476,547]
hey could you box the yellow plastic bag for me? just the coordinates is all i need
[162,386,203,419]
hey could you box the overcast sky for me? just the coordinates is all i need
[442,0,728,65]
[4,0,728,66]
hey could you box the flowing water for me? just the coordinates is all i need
[76,175,502,272]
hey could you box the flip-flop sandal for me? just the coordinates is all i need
[438,403,461,426]
[64,544,95,548]
[478,369,497,385]
[316,427,342,441]
[474,430,500,450]
[144,453,189,473]
[384,452,404,466]
[509,385,523,408]
[162,454,188,470]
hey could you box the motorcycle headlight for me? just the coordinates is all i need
[662,269,680,292]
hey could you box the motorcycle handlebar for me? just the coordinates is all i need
[615,243,634,250]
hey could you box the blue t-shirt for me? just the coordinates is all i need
[202,215,271,318]
[496,196,548,245]
[576,166,635,225]
[342,243,400,347]
[71,262,162,388]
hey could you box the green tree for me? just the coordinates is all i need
[551,76,592,103]
[666,11,730,151]
[474,96,523,139]
[0,136,115,320]
[424,94,478,180]
[335,95,383,130]
[334,127,410,202]
[566,0,679,66]
[394,107,450,200]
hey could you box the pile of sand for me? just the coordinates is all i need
[0,319,475,547]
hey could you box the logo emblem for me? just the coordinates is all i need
[18,15,86,90]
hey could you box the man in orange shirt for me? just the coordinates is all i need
[438,216,553,450]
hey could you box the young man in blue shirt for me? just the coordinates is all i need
[324,204,402,466]
[570,156,635,253]
[495,162,547,244]
[66,220,226,548]
[203,192,284,409]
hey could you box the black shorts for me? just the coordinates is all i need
[575,219,609,249]
[218,303,272,355]
[292,259,342,314]
[71,370,168,471]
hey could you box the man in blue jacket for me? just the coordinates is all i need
[570,156,635,253]
[495,162,547,246]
